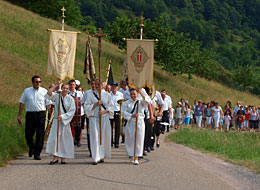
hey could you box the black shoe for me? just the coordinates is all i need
[115,144,119,148]
[49,160,58,165]
[92,162,98,165]
[167,130,170,132]
[61,161,67,164]
[77,142,81,147]
[143,151,147,156]
[156,144,160,148]
[34,155,41,160]
[161,131,165,134]
[28,149,34,157]
[151,147,154,151]
[89,153,92,157]
[138,156,143,159]
[147,147,151,152]
[74,141,76,145]
[99,159,104,163]
[121,140,125,143]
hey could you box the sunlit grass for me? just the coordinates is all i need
[168,127,260,172]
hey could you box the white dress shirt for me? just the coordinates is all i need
[110,91,124,112]
[19,87,48,112]
[119,86,130,100]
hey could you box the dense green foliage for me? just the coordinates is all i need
[6,0,260,94]
[169,128,260,172]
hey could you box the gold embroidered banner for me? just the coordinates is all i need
[47,30,78,80]
[126,39,154,88]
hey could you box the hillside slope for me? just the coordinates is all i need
[0,1,260,107]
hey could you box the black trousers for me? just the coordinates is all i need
[86,118,91,153]
[144,118,153,150]
[161,111,170,132]
[151,120,161,148]
[25,111,45,156]
[110,111,120,146]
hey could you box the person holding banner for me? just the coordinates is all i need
[122,88,149,165]
[84,79,114,165]
[45,82,75,165]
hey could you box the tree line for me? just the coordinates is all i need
[6,0,260,95]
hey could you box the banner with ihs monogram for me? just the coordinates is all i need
[47,29,78,80]
[126,39,154,88]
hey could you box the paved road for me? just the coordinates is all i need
[0,129,258,190]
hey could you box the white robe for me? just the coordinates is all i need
[84,90,114,162]
[122,97,149,157]
[45,93,75,158]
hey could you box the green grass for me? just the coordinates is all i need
[0,103,27,167]
[168,128,260,173]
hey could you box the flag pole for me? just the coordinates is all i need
[56,7,66,152]
[92,28,107,145]
[105,60,111,85]
[133,16,144,161]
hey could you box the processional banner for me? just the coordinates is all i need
[47,29,78,80]
[126,39,154,88]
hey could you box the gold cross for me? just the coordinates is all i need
[61,7,66,18]
[140,16,144,25]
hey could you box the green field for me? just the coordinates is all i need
[1,1,260,167]
[168,128,260,173]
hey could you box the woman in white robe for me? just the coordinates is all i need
[45,83,75,164]
[84,79,114,165]
[122,88,149,165]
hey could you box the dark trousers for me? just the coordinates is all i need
[110,112,120,146]
[144,118,153,150]
[25,111,45,156]
[86,118,91,154]
[161,111,169,132]
[151,120,161,148]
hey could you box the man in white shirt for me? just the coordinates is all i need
[110,82,124,148]
[161,89,172,133]
[119,80,130,100]
[17,75,49,160]
[68,79,83,147]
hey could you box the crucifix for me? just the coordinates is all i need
[137,16,145,40]
[92,28,107,145]
[61,7,66,31]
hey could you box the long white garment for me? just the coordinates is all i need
[122,97,149,157]
[45,92,75,158]
[84,90,114,162]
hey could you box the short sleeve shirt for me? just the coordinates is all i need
[19,87,48,112]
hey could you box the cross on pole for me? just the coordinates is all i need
[61,7,66,31]
[137,16,145,40]
[92,28,107,145]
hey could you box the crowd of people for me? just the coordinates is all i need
[17,75,259,166]
[170,99,260,132]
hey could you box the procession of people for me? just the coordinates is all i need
[18,76,171,165]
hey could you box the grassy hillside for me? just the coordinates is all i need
[1,0,260,167]
[1,0,260,107]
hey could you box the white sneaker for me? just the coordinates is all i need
[133,160,139,165]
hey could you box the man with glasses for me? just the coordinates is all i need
[17,75,49,160]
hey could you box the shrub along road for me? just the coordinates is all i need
[0,130,259,190]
